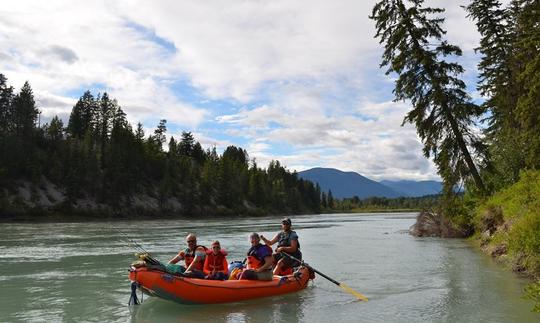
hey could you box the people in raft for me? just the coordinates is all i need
[261,217,302,275]
[203,240,229,280]
[168,233,207,279]
[239,232,274,281]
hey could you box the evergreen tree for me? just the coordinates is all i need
[45,116,64,142]
[151,119,167,150]
[134,122,145,143]
[327,190,334,208]
[467,0,540,188]
[370,0,486,195]
[67,91,97,139]
[192,142,206,164]
[178,131,195,156]
[0,74,14,136]
[512,0,540,170]
[321,191,327,208]
[12,81,39,138]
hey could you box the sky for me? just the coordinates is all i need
[0,0,485,181]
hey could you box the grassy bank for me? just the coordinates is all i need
[473,170,540,312]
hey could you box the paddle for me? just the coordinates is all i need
[280,252,368,301]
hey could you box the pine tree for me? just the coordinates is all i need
[134,122,145,142]
[12,81,39,138]
[327,190,334,208]
[467,0,540,187]
[321,191,327,208]
[45,116,64,142]
[0,74,14,136]
[152,119,167,150]
[370,0,486,194]
[67,91,97,139]
[178,131,195,156]
[513,0,540,170]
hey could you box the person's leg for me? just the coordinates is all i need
[239,269,257,280]
[185,269,205,279]
[256,270,273,281]
[273,259,285,275]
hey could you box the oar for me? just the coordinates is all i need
[281,252,368,301]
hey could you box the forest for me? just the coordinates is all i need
[0,76,439,219]
[371,0,539,310]
[0,79,324,217]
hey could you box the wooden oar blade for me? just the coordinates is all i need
[339,283,368,301]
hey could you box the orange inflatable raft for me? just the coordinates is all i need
[128,266,314,305]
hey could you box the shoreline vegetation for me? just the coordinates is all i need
[370,0,539,312]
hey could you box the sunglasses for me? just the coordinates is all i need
[187,240,196,243]
[212,246,220,249]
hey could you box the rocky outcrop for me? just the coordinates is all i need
[409,210,471,238]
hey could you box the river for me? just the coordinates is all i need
[0,213,537,322]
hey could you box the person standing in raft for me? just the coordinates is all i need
[240,233,274,281]
[261,218,302,275]
[168,233,207,279]
[203,241,229,280]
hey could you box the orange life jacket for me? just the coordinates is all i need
[181,245,207,270]
[246,244,273,270]
[204,249,228,273]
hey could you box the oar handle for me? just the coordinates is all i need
[279,252,341,285]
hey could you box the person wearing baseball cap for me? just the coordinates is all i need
[261,217,302,275]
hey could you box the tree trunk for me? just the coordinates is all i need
[444,107,486,193]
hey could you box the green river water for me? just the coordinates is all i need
[0,213,538,322]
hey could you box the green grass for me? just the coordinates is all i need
[475,170,540,312]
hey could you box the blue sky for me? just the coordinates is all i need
[0,0,487,181]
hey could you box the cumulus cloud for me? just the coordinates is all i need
[1,0,482,180]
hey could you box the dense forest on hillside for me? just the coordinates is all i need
[0,77,324,217]
[0,75,439,219]
[371,0,539,310]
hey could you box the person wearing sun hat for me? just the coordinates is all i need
[261,217,302,275]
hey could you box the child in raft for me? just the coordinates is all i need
[203,240,229,280]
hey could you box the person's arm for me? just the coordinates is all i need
[276,239,298,254]
[260,233,279,246]
[257,255,274,272]
[168,251,184,264]
[186,247,206,272]
[203,256,211,275]
[221,256,229,275]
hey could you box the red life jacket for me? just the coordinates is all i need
[205,249,228,272]
[246,244,273,270]
[181,245,207,270]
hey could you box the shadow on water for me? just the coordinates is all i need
[129,288,312,323]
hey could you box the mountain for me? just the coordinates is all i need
[298,167,401,199]
[379,180,442,197]
[298,167,443,199]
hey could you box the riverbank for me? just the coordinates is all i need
[409,171,540,312]
[0,178,315,223]
[472,171,540,311]
[0,179,423,223]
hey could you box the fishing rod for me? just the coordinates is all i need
[110,224,162,266]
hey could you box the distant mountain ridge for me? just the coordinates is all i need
[380,180,442,197]
[298,167,441,199]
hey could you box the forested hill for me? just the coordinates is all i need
[0,74,322,218]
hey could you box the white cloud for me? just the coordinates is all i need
[1,0,207,128]
[1,0,484,181]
